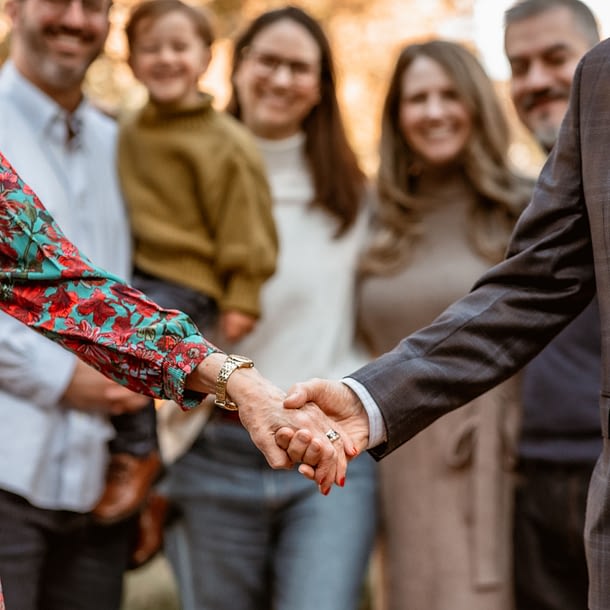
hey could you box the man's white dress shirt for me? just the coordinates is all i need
[0,61,130,511]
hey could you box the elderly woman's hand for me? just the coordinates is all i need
[187,354,354,490]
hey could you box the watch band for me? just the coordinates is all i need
[214,354,254,411]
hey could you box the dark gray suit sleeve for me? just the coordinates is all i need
[353,49,598,459]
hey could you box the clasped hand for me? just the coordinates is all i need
[233,373,370,494]
[276,378,371,492]
[188,356,370,494]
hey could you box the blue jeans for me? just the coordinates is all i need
[110,271,218,455]
[162,415,378,610]
[0,490,135,610]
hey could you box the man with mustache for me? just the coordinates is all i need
[0,0,158,607]
[504,1,601,608]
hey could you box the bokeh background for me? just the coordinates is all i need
[0,0,608,608]
[1,0,608,176]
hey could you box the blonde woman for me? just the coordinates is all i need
[358,40,534,610]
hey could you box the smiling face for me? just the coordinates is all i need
[5,0,110,110]
[233,18,321,140]
[398,54,472,168]
[128,10,211,107]
[505,6,592,151]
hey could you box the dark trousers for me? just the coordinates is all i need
[0,490,136,610]
[110,270,219,455]
[513,459,595,610]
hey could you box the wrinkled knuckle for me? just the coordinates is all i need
[317,445,332,460]
[287,443,305,456]
[268,455,287,469]
[295,429,310,442]
[288,450,303,462]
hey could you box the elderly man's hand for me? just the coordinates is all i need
[188,355,355,490]
[275,378,370,490]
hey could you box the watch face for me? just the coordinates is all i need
[215,355,253,411]
[229,355,254,366]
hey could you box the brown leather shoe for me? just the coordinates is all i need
[92,451,162,525]
[129,492,171,570]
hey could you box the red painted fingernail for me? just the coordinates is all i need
[322,487,330,496]
[339,477,345,487]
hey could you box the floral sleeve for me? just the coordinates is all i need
[0,152,220,408]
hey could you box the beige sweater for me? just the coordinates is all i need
[360,170,520,610]
[118,94,278,316]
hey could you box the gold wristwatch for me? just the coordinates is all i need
[214,354,254,411]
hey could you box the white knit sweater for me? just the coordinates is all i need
[229,132,368,390]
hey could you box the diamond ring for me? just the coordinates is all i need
[325,428,341,443]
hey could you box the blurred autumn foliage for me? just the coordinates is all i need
[0,0,544,174]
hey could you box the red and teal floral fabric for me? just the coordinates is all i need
[0,151,219,407]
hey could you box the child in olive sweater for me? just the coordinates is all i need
[100,0,277,564]
[119,0,277,342]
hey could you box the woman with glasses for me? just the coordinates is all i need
[161,6,378,610]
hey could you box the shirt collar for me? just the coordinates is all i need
[0,60,89,136]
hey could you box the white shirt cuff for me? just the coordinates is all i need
[341,377,388,449]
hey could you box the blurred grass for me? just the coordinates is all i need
[121,550,377,610]
[121,554,180,610]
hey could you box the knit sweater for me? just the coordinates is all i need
[118,94,278,317]
[359,169,519,610]
[230,132,369,390]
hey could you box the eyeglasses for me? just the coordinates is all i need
[41,0,109,17]
[243,47,319,86]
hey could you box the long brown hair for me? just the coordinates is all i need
[226,5,366,236]
[361,39,534,274]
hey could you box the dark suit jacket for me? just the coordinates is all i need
[351,38,610,610]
